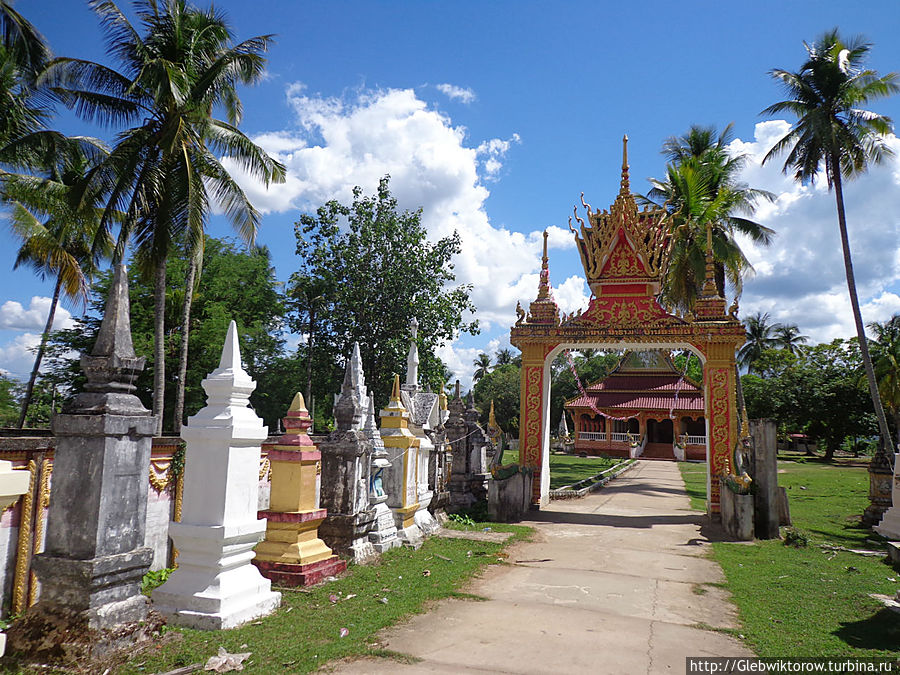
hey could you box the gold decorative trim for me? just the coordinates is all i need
[28,459,51,607]
[259,457,271,481]
[12,460,37,616]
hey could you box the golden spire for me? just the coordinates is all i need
[390,373,401,402]
[619,134,630,196]
[288,391,307,413]
[439,381,448,411]
[542,229,549,271]
[488,399,498,429]
[535,229,553,302]
[700,221,718,298]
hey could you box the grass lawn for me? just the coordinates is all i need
[2,523,531,674]
[501,449,623,489]
[679,459,900,658]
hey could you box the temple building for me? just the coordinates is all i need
[564,351,706,461]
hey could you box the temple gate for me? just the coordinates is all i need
[510,137,744,513]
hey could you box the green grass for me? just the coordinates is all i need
[679,460,708,511]
[2,524,531,674]
[679,460,900,658]
[501,449,622,489]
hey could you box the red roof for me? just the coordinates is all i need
[565,360,704,413]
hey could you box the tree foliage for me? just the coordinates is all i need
[44,237,291,430]
[289,176,478,411]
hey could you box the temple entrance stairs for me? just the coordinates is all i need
[641,442,676,460]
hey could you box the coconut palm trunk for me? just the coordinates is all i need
[16,273,61,428]
[831,156,893,460]
[173,245,201,434]
[153,254,167,436]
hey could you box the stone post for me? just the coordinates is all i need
[750,419,780,540]
[874,453,900,540]
[152,321,281,629]
[381,375,424,547]
[447,382,472,511]
[0,461,29,656]
[864,451,895,527]
[319,343,378,563]
[254,392,346,585]
[365,395,400,552]
[8,265,161,665]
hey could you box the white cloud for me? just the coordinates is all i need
[226,84,567,337]
[435,83,476,104]
[554,276,590,316]
[0,297,74,332]
[731,122,900,344]
[0,332,40,380]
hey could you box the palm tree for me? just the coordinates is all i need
[43,0,286,433]
[762,29,898,467]
[738,311,778,373]
[472,352,492,383]
[643,125,774,313]
[869,315,900,448]
[4,137,112,427]
[773,323,808,355]
[495,348,514,366]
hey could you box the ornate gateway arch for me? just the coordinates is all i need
[510,138,745,513]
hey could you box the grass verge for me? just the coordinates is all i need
[678,460,900,657]
[501,449,621,489]
[3,523,531,674]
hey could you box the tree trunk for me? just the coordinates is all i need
[831,158,893,463]
[152,255,167,436]
[173,247,201,434]
[16,274,62,429]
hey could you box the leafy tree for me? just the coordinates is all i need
[869,315,900,447]
[44,237,290,431]
[289,176,478,411]
[642,124,774,312]
[773,323,808,355]
[472,353,492,383]
[738,311,779,372]
[495,348,514,367]
[0,374,18,426]
[472,363,520,436]
[43,0,285,434]
[549,350,621,432]
[5,138,111,427]
[0,0,49,152]
[762,28,898,460]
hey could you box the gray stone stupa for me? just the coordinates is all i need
[8,265,161,665]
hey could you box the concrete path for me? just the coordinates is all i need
[333,460,753,674]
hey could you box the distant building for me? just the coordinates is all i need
[564,351,706,460]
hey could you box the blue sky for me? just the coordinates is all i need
[2,1,900,388]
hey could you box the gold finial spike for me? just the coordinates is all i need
[488,399,498,428]
[542,229,549,270]
[390,374,401,402]
[619,134,631,195]
[288,392,307,413]
[455,379,461,399]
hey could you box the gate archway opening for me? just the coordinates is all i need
[510,137,745,514]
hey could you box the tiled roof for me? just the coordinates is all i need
[566,390,704,412]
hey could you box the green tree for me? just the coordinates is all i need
[44,0,285,434]
[0,374,18,426]
[549,350,621,432]
[0,0,49,152]
[44,237,290,430]
[869,315,900,447]
[643,124,774,312]
[738,311,779,373]
[472,363,520,436]
[495,348,514,367]
[5,138,112,427]
[472,352,492,383]
[289,176,478,411]
[773,323,808,355]
[762,28,898,462]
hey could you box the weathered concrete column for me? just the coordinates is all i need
[365,395,400,552]
[381,375,423,548]
[152,321,280,629]
[254,393,346,585]
[0,461,29,656]
[874,453,900,540]
[750,419,780,539]
[8,265,161,665]
[319,343,378,563]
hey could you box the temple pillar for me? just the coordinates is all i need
[703,342,740,515]
[517,343,548,505]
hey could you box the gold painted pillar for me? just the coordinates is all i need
[518,342,547,504]
[703,343,740,514]
[254,393,346,586]
[381,375,423,545]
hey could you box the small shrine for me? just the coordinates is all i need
[564,350,706,460]
[510,136,745,513]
